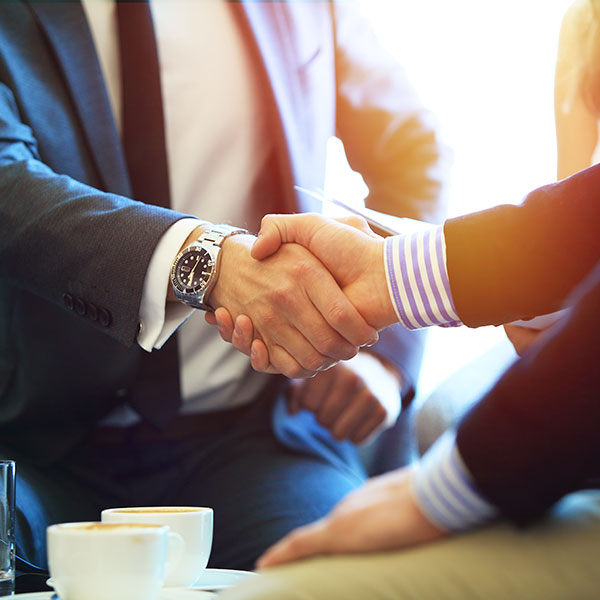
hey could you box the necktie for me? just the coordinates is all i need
[116,0,181,427]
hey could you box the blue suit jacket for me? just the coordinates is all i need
[0,1,446,463]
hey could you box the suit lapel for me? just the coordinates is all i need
[27,1,130,197]
[235,2,330,214]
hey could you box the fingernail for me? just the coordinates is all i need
[250,345,257,359]
[363,335,379,347]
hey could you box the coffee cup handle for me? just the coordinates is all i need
[165,532,185,582]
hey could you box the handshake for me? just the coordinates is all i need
[207,213,400,379]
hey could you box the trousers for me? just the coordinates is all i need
[3,389,367,574]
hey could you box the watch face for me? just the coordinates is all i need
[172,247,214,294]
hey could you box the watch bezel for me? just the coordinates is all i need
[170,243,216,297]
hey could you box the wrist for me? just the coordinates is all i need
[209,233,257,307]
[369,239,399,329]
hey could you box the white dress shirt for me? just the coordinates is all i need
[82,0,271,419]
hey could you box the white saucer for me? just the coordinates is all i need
[38,585,216,599]
[190,568,256,591]
[41,568,253,597]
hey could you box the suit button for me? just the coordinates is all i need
[63,293,74,310]
[74,297,87,316]
[99,308,112,328]
[87,302,99,322]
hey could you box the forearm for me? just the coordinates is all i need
[0,156,188,345]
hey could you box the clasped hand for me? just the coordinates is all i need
[208,213,398,377]
[208,223,384,379]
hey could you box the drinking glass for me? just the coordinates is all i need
[0,460,15,596]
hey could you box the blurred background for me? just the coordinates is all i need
[325,0,574,398]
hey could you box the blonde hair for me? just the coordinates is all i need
[558,0,600,116]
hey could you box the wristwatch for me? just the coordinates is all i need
[170,224,247,311]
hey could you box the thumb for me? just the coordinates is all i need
[251,213,324,260]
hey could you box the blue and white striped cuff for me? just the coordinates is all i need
[384,226,461,329]
[411,430,498,532]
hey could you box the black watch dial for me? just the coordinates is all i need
[173,248,214,294]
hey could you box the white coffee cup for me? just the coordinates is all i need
[101,506,213,587]
[47,522,183,600]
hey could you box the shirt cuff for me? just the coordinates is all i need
[137,218,206,352]
[384,226,461,329]
[411,430,498,532]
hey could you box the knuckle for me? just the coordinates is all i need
[303,351,326,373]
[268,287,288,308]
[362,394,378,409]
[338,343,359,361]
[344,372,361,390]
[313,334,343,358]
[290,258,314,280]
[284,365,304,379]
[260,308,280,330]
[350,215,368,228]
[268,285,298,312]
[325,303,350,329]
[373,404,387,423]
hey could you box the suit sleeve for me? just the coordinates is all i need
[456,260,600,524]
[331,2,450,224]
[0,82,189,346]
[445,163,600,327]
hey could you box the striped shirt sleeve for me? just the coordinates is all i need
[384,226,461,329]
[411,430,498,531]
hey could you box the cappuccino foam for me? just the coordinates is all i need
[113,507,205,514]
[63,523,161,531]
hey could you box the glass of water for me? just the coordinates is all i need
[0,460,15,595]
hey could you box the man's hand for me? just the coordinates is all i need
[252,213,397,331]
[286,352,402,444]
[207,234,378,378]
[256,466,446,568]
[206,213,398,375]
